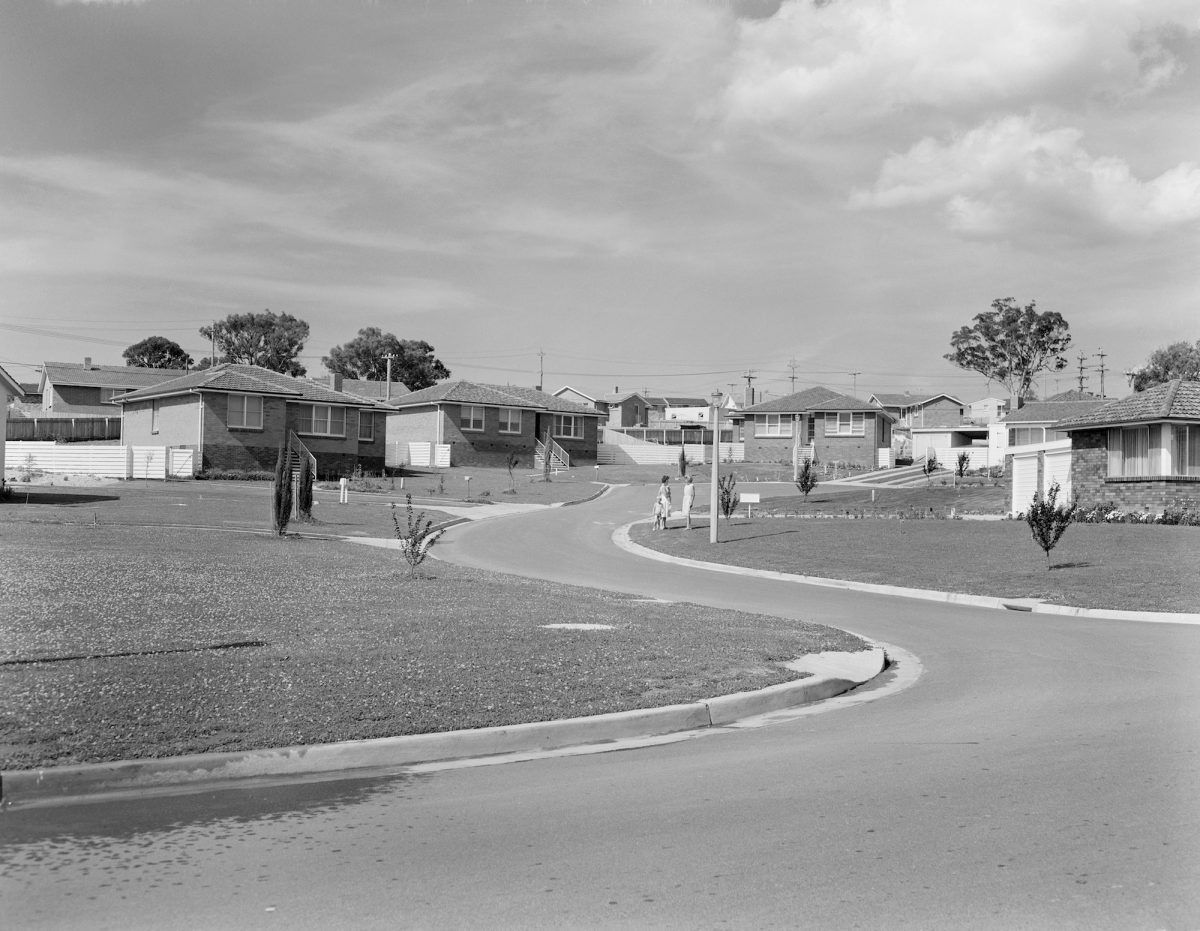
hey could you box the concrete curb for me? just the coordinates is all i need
[615,520,1200,625]
[0,648,886,809]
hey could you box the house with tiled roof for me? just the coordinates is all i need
[868,392,965,429]
[38,358,184,416]
[739,386,894,468]
[115,363,390,477]
[388,380,603,468]
[0,363,24,488]
[1051,379,1200,512]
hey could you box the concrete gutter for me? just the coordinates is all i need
[0,648,886,810]
[615,520,1200,626]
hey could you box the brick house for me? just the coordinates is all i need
[38,359,183,416]
[1052,379,1200,512]
[0,363,24,487]
[740,386,894,468]
[386,380,602,468]
[868,392,965,429]
[115,363,389,477]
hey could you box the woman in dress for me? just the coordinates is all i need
[654,475,672,530]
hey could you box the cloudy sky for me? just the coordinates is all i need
[1,0,1197,403]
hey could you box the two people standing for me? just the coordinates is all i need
[653,474,696,530]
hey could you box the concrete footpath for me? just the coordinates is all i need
[0,648,887,810]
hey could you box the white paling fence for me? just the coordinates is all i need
[919,446,994,472]
[596,442,743,465]
[386,442,451,468]
[8,442,194,479]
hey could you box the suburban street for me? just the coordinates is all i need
[3,484,1198,930]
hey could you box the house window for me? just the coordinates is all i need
[296,404,346,437]
[461,405,484,432]
[1108,427,1150,477]
[358,411,374,442]
[1170,425,1200,477]
[150,399,160,435]
[754,414,792,437]
[101,387,124,404]
[228,394,264,429]
[825,412,865,437]
[498,407,522,434]
[1008,426,1045,446]
[553,414,583,439]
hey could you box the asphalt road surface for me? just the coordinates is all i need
[3,484,1198,930]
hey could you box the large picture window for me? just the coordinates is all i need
[754,414,792,437]
[1171,425,1200,477]
[825,412,865,437]
[498,407,522,434]
[460,405,484,432]
[296,404,345,437]
[1108,426,1150,477]
[552,414,583,439]
[228,394,264,429]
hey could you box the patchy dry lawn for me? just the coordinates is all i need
[633,518,1200,613]
[0,522,865,770]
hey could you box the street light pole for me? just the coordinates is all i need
[710,391,722,544]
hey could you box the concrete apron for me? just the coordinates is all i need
[1,648,887,811]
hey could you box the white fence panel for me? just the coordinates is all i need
[928,446,990,472]
[877,447,895,469]
[1011,452,1040,516]
[718,442,744,463]
[7,441,130,477]
[407,442,432,467]
[433,444,451,468]
[131,446,167,480]
[168,448,195,478]
[1043,446,1073,502]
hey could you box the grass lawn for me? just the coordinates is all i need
[0,521,866,770]
[632,517,1200,614]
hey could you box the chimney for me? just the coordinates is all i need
[330,373,343,392]
[84,356,92,369]
[614,385,619,393]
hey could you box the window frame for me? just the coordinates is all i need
[825,411,865,437]
[357,410,375,443]
[150,399,160,435]
[552,414,583,439]
[460,404,485,432]
[754,414,792,438]
[498,407,522,435]
[296,403,346,438]
[228,394,264,430]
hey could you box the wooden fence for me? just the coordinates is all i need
[6,417,122,442]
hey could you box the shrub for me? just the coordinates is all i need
[296,455,314,521]
[795,458,818,500]
[390,494,442,578]
[923,452,940,479]
[678,447,688,479]
[506,450,520,492]
[271,445,292,536]
[718,473,741,520]
[1025,480,1078,569]
[955,451,970,479]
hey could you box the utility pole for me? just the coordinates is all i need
[848,371,861,396]
[710,390,722,545]
[788,358,798,394]
[1095,349,1107,398]
[537,348,544,391]
[210,321,217,368]
[1076,351,1088,393]
[383,352,395,401]
[741,370,756,407]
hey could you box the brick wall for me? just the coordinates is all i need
[1070,428,1200,511]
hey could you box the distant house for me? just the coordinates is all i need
[968,396,1010,425]
[387,380,603,468]
[0,364,24,487]
[1052,379,1200,512]
[600,390,652,428]
[999,391,1106,448]
[553,386,604,413]
[115,363,389,477]
[39,359,183,416]
[309,374,411,404]
[739,386,893,469]
[868,392,965,429]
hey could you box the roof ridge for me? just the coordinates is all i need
[1158,378,1181,418]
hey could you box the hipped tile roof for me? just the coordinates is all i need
[1053,380,1200,430]
[114,363,388,407]
[390,380,602,416]
[40,361,183,391]
[742,386,892,418]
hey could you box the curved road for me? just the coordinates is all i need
[3,485,1198,929]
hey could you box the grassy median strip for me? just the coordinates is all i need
[633,518,1200,614]
[0,522,866,770]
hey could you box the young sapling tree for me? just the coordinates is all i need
[1025,481,1078,569]
[391,493,442,578]
[795,458,818,501]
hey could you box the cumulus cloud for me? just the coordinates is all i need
[849,114,1200,237]
[723,0,1199,127]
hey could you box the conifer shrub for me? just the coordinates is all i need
[272,445,292,536]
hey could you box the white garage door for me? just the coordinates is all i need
[1043,449,1072,503]
[1011,454,1040,515]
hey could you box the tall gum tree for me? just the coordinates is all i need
[944,298,1071,409]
